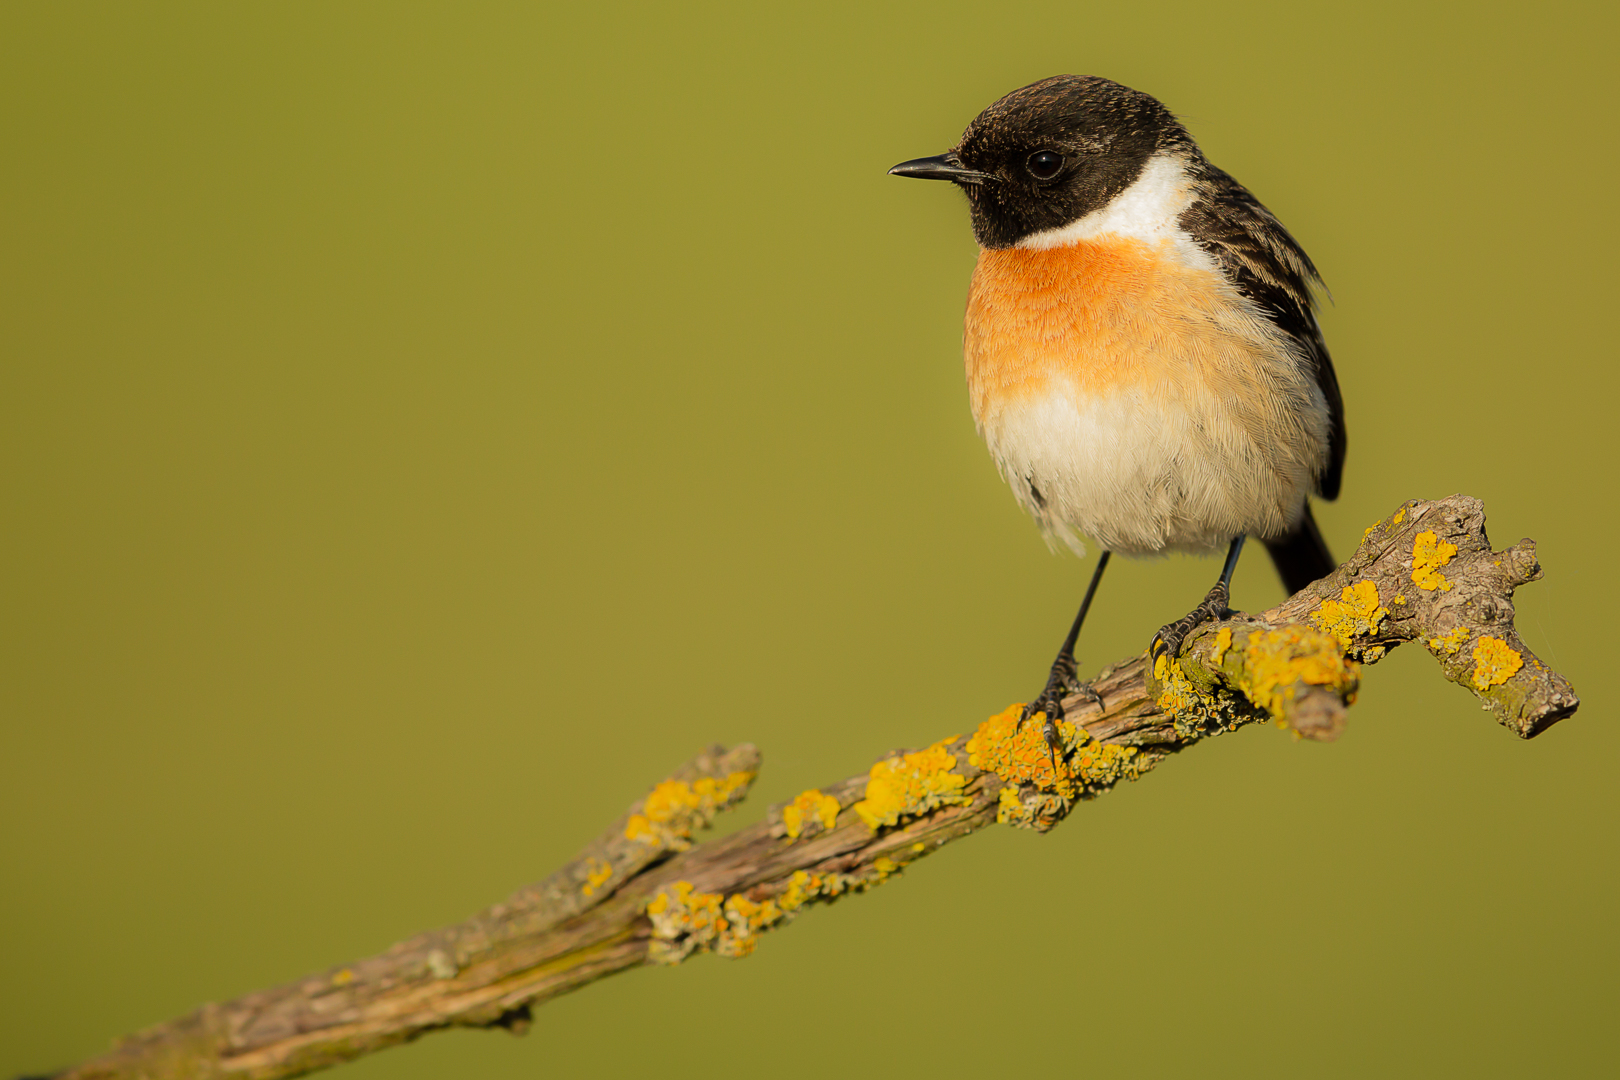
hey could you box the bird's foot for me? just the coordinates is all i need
[1019,654,1103,773]
[1150,581,1234,663]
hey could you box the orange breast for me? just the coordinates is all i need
[964,237,1223,423]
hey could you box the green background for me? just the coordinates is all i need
[4,2,1614,1076]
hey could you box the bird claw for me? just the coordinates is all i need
[1019,656,1104,773]
[1150,581,1235,662]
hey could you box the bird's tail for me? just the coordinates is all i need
[1264,503,1335,596]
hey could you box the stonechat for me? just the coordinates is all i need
[891,75,1346,757]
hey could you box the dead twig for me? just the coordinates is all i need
[48,494,1577,1080]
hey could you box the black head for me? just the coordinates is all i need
[890,75,1194,249]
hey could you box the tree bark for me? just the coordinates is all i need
[44,495,1578,1080]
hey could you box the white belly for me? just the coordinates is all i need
[980,376,1320,558]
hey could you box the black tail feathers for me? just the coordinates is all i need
[1264,503,1335,596]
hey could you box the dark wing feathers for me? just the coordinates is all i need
[1179,164,1346,500]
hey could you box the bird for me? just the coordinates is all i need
[889,74,1346,760]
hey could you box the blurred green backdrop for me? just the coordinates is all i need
[3,2,1614,1077]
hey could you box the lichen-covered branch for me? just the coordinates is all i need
[48,495,1577,1080]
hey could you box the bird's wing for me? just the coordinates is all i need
[1180,164,1346,500]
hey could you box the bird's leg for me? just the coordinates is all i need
[1150,536,1246,662]
[1021,551,1111,769]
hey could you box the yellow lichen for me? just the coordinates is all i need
[779,868,847,913]
[777,870,814,912]
[762,869,863,922]
[1072,742,1143,788]
[995,783,1026,824]
[581,856,613,897]
[1471,636,1523,690]
[781,788,841,839]
[624,770,755,849]
[1153,652,1187,706]
[650,866,897,962]
[1241,625,1359,725]
[1153,624,1362,740]
[715,894,785,958]
[647,881,727,963]
[1411,530,1458,592]
[970,703,1142,829]
[1153,652,1238,739]
[331,968,355,987]
[996,785,1069,830]
[1427,626,1471,655]
[1393,507,1407,525]
[1309,581,1388,648]
[966,704,1075,798]
[1210,626,1233,666]
[853,737,968,831]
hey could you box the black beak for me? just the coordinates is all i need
[887,153,991,185]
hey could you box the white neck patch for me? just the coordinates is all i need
[1016,153,1196,251]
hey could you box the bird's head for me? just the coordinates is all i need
[889,75,1193,249]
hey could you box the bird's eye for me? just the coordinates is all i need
[1025,150,1064,180]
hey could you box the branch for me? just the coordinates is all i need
[48,495,1577,1080]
